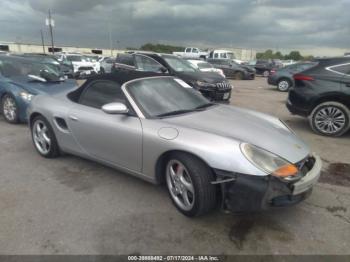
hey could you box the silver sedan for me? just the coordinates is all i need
[27,72,322,217]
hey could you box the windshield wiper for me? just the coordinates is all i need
[156,109,195,117]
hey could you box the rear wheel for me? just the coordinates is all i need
[1,94,19,124]
[31,115,60,158]
[263,70,270,77]
[165,153,217,217]
[277,79,292,92]
[309,102,350,137]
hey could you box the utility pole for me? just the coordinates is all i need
[108,23,113,56]
[40,29,45,54]
[46,9,55,54]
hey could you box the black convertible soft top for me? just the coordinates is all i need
[68,70,168,102]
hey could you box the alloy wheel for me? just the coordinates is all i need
[166,160,195,211]
[32,120,52,155]
[314,106,346,134]
[3,96,17,122]
[278,80,290,91]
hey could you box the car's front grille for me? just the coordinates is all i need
[216,82,232,91]
[296,156,316,176]
[78,66,94,71]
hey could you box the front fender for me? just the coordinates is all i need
[141,119,267,182]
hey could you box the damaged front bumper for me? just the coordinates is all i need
[213,154,322,213]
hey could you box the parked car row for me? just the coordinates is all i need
[173,47,244,64]
[55,52,100,78]
[0,53,322,217]
[110,52,233,102]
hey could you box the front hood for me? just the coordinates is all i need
[162,105,309,163]
[176,71,225,84]
[10,77,77,95]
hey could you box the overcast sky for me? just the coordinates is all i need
[0,0,348,56]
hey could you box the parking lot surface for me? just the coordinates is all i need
[0,77,349,255]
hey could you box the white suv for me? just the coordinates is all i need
[57,53,97,78]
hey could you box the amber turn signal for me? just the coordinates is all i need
[273,164,298,177]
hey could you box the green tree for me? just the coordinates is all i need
[285,51,303,61]
[274,51,284,59]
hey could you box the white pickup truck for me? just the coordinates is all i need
[173,47,208,59]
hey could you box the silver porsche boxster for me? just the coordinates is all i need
[27,71,322,217]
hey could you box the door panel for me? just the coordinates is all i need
[68,105,143,172]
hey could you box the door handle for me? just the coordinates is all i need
[69,115,79,121]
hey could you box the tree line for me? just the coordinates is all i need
[256,49,314,61]
[126,43,184,53]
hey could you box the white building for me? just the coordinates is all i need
[0,41,121,56]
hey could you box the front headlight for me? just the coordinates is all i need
[20,92,34,101]
[195,81,216,88]
[240,143,299,181]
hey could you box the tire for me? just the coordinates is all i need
[165,153,217,217]
[234,71,244,80]
[309,101,350,137]
[31,115,60,158]
[263,70,270,77]
[277,78,292,92]
[1,94,19,124]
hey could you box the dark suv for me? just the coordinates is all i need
[112,52,232,102]
[254,59,283,77]
[286,57,350,136]
[206,59,255,80]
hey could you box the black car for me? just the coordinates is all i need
[254,59,282,77]
[112,53,232,102]
[206,59,255,80]
[20,53,74,78]
[268,62,316,91]
[286,57,350,136]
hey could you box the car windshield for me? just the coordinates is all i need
[126,77,214,118]
[197,62,213,69]
[0,57,62,81]
[163,56,197,72]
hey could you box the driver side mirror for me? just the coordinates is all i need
[102,102,129,115]
[159,67,168,74]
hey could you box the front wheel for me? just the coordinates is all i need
[165,153,217,217]
[31,115,60,158]
[309,102,350,137]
